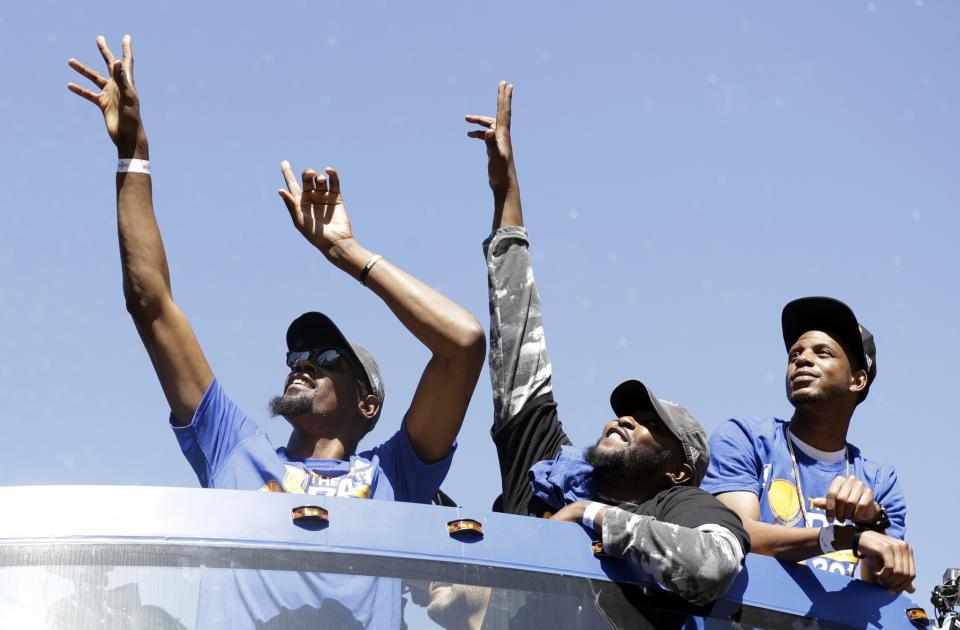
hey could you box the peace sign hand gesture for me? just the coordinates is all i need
[278,161,355,259]
[68,35,146,155]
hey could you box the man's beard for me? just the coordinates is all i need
[585,440,671,488]
[787,378,849,407]
[269,394,313,418]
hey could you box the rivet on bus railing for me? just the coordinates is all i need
[447,519,483,542]
[292,505,329,530]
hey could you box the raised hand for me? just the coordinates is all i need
[67,35,145,154]
[278,161,354,258]
[466,81,516,193]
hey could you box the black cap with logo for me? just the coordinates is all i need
[781,297,877,401]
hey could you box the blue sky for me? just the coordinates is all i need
[0,0,957,602]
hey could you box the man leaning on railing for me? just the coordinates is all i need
[466,81,750,608]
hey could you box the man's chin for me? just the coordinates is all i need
[269,394,314,418]
[788,389,825,406]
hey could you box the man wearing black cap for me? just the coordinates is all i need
[702,297,916,593]
[70,35,486,628]
[467,82,749,607]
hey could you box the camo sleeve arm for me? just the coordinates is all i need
[601,508,745,607]
[483,226,554,427]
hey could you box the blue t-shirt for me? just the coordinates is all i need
[171,377,456,629]
[701,417,906,577]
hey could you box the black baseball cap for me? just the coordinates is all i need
[610,379,710,486]
[286,312,385,413]
[781,297,877,401]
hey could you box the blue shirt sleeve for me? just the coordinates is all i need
[701,418,764,497]
[171,377,264,487]
[372,415,457,504]
[873,464,907,540]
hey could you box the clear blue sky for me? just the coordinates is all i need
[0,0,957,602]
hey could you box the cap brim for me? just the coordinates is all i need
[781,297,865,359]
[286,312,370,389]
[610,379,683,444]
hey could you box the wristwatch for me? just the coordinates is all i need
[859,504,891,533]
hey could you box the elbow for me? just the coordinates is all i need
[443,317,487,365]
[123,281,168,324]
[122,270,172,324]
[124,293,164,324]
[680,562,742,607]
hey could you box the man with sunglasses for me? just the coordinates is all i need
[69,35,485,628]
[466,82,749,611]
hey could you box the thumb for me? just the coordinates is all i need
[810,497,827,509]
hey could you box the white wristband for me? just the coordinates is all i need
[581,502,604,530]
[117,159,151,174]
[819,524,837,553]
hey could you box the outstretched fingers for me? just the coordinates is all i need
[496,81,512,129]
[96,35,117,68]
[278,161,303,220]
[465,115,496,140]
[465,115,495,127]
[122,34,134,78]
[67,82,100,105]
[68,58,107,88]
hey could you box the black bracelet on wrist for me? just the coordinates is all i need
[858,505,891,533]
[851,531,864,559]
[359,255,382,286]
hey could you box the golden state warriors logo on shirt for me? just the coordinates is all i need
[260,458,375,498]
[767,478,803,526]
[765,477,858,576]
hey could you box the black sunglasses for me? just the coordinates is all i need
[285,349,345,370]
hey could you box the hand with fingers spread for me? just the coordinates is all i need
[466,81,522,229]
[68,35,145,155]
[277,162,354,259]
[811,475,881,526]
[856,531,917,594]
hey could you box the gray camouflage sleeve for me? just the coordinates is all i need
[482,227,553,426]
[601,508,745,606]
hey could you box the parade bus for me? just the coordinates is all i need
[0,485,935,629]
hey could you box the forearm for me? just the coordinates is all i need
[743,519,857,562]
[491,168,522,230]
[326,238,484,358]
[483,227,553,426]
[115,131,173,320]
[601,508,744,606]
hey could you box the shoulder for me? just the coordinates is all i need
[710,416,784,452]
[848,444,900,490]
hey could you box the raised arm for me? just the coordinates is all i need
[468,82,570,515]
[277,164,484,463]
[68,35,212,425]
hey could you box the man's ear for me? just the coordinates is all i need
[357,393,382,422]
[665,462,694,487]
[848,368,868,396]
